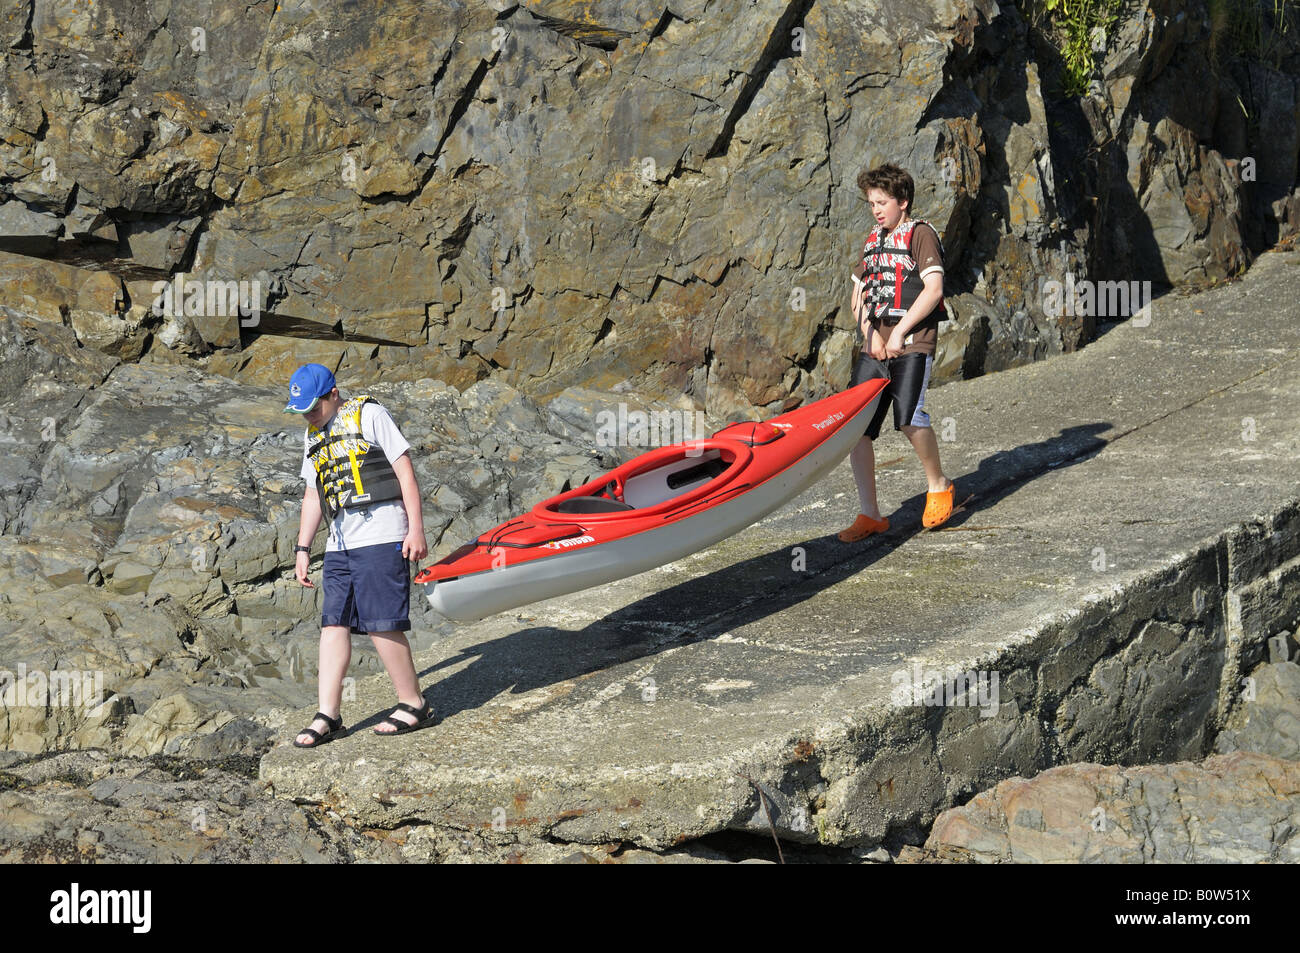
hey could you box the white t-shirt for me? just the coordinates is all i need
[301,401,411,552]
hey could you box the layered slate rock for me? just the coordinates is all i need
[1,0,1294,412]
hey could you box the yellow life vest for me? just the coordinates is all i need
[306,395,403,518]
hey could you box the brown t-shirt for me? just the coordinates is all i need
[851,221,944,357]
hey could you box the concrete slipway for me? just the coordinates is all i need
[261,248,1300,852]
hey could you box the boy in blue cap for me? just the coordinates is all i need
[284,363,433,746]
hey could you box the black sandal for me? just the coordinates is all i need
[373,699,436,736]
[293,711,346,748]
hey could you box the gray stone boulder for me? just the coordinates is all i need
[910,751,1300,863]
[1215,658,1300,761]
[0,200,61,254]
[0,749,402,863]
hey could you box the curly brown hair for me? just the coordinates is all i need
[857,163,914,211]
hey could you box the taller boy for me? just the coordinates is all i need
[840,164,956,542]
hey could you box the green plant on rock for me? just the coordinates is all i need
[1019,0,1129,97]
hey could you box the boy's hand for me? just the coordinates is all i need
[402,529,428,562]
[295,550,314,588]
[884,329,907,358]
[867,327,888,360]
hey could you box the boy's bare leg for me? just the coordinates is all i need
[901,424,952,493]
[297,625,351,744]
[368,630,426,732]
[840,435,891,541]
[848,435,882,519]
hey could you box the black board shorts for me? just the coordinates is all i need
[852,352,935,441]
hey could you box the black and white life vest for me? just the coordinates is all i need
[859,219,948,325]
[306,395,403,518]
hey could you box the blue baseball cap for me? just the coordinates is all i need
[285,363,336,413]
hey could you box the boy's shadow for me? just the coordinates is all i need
[400,422,1112,726]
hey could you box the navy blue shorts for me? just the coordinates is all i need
[321,542,412,634]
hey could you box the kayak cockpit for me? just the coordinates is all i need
[534,439,755,522]
[622,448,730,508]
[554,496,634,513]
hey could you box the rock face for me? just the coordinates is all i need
[907,751,1300,863]
[0,0,1295,414]
[0,252,143,359]
[910,660,1300,862]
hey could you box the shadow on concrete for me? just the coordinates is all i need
[398,421,1112,724]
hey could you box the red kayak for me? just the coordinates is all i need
[415,378,887,621]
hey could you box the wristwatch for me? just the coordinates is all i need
[294,545,311,555]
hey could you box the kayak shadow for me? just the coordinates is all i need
[416,421,1111,721]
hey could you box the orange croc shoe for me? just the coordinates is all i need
[838,514,890,543]
[923,481,956,529]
